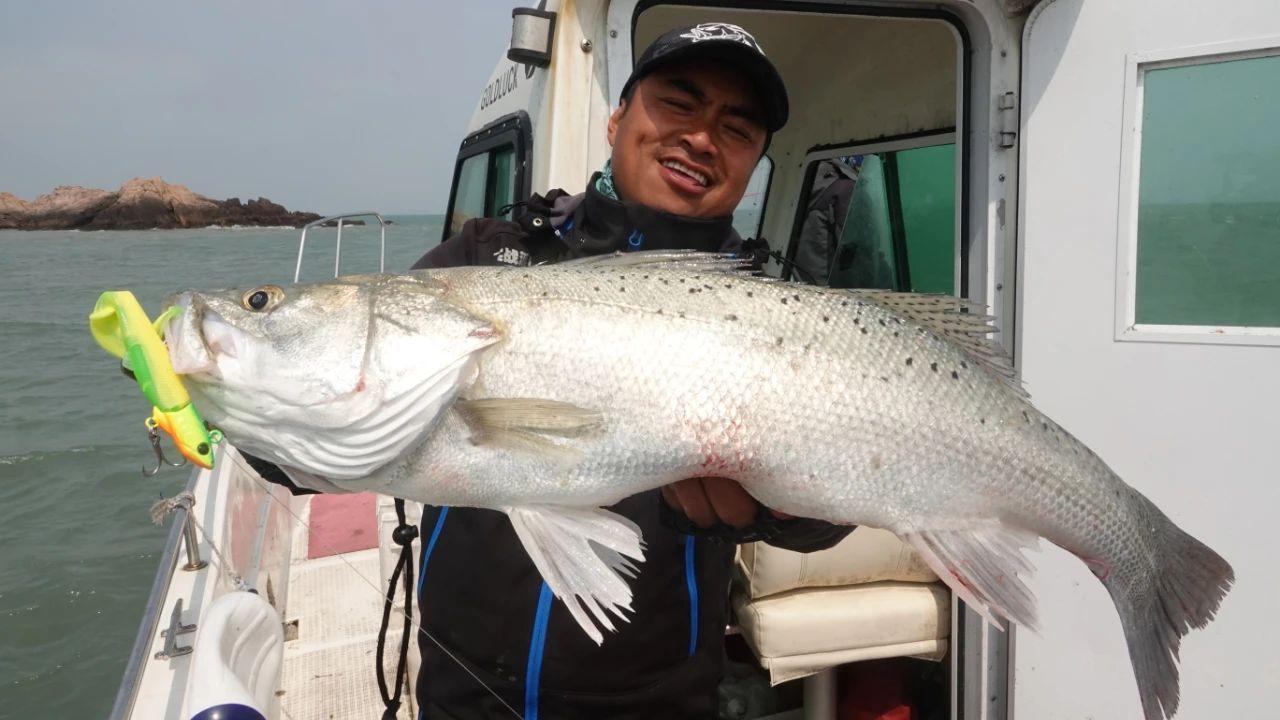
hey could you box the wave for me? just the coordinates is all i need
[0,446,96,465]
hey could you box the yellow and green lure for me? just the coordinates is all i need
[90,291,221,470]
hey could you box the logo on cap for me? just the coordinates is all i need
[679,23,764,54]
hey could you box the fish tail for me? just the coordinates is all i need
[1105,495,1234,720]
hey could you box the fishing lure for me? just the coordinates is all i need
[90,290,220,471]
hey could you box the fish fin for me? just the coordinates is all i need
[557,249,753,275]
[455,398,603,438]
[1105,493,1234,720]
[848,290,1023,394]
[505,505,647,644]
[905,525,1041,631]
[456,398,602,463]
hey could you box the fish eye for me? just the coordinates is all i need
[241,285,284,311]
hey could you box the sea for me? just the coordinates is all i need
[0,215,444,717]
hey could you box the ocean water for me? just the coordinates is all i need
[0,216,444,717]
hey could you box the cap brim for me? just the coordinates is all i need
[625,40,789,133]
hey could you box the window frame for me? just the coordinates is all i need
[441,111,533,241]
[781,131,959,288]
[1114,37,1280,347]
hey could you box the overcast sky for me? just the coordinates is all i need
[0,1,528,214]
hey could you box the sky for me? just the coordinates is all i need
[0,1,529,214]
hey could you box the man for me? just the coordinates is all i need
[407,24,852,719]
[792,157,860,286]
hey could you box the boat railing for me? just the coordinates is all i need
[108,470,202,720]
[294,212,389,283]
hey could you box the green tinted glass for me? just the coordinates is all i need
[896,144,955,295]
[451,153,488,235]
[821,143,955,293]
[489,145,516,220]
[1135,54,1280,327]
[829,155,898,290]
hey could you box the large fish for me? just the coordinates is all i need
[164,252,1231,720]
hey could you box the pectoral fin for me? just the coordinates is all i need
[506,505,646,644]
[456,398,603,463]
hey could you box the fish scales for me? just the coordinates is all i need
[430,264,1054,523]
[165,253,1232,720]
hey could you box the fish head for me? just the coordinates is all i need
[162,273,499,480]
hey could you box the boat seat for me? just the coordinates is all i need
[185,590,285,720]
[732,527,950,684]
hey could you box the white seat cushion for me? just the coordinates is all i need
[732,581,950,684]
[738,527,937,599]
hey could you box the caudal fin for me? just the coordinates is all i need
[1108,500,1234,720]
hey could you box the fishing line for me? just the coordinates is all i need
[226,458,526,720]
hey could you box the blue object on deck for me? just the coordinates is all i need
[189,703,267,720]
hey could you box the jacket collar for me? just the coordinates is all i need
[561,173,742,256]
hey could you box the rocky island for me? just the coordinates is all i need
[0,178,322,230]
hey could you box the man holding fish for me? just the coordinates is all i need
[250,22,853,719]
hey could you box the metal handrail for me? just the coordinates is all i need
[108,468,201,720]
[293,212,389,283]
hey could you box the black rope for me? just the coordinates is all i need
[766,249,820,286]
[376,498,418,720]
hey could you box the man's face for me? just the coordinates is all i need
[607,59,768,218]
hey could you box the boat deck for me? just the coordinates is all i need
[279,493,412,720]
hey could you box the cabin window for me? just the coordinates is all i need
[443,112,531,240]
[1130,53,1280,330]
[786,140,956,292]
[447,144,517,236]
[452,153,490,233]
[732,156,773,239]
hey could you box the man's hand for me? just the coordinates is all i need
[660,477,792,529]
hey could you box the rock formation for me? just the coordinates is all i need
[0,178,322,230]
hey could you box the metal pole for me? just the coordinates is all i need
[180,500,207,571]
[334,219,344,278]
[294,227,309,283]
[803,668,836,720]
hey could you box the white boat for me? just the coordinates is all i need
[111,1,1280,718]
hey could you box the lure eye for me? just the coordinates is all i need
[241,285,284,312]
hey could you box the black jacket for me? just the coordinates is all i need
[406,179,851,719]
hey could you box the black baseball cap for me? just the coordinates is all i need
[621,22,789,133]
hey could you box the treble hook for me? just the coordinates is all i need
[143,420,187,477]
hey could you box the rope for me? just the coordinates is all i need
[375,499,416,719]
[237,467,524,719]
[150,491,249,592]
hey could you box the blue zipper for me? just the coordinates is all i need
[684,535,699,657]
[416,506,450,594]
[414,506,450,720]
[524,582,555,719]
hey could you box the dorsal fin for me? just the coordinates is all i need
[553,251,1021,393]
[848,290,1023,394]
[557,250,750,275]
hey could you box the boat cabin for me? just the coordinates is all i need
[112,1,1279,718]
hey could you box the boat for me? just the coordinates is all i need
[110,1,1280,718]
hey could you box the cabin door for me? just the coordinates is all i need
[1016,1,1280,717]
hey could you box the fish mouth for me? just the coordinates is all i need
[165,293,244,375]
